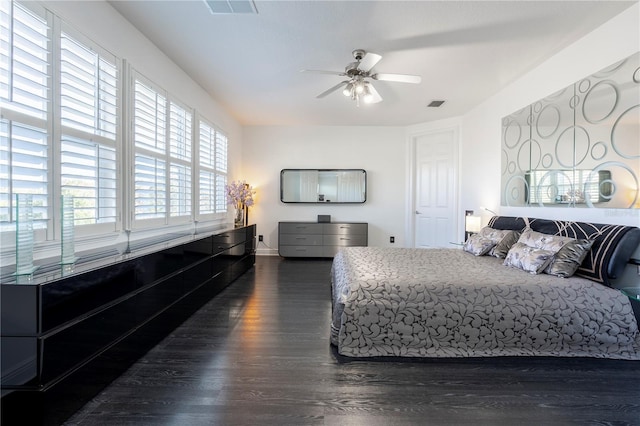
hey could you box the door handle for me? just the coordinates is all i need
[415,210,422,214]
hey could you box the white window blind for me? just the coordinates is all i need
[198,120,227,216]
[168,101,191,217]
[170,163,191,216]
[60,31,117,139]
[60,30,118,226]
[61,136,116,225]
[198,169,215,215]
[0,2,49,231]
[134,79,166,154]
[0,1,49,120]
[214,131,227,213]
[134,154,166,220]
[133,77,168,222]
[0,119,48,230]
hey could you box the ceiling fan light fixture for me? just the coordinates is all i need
[363,83,374,104]
[305,49,421,107]
[343,82,354,97]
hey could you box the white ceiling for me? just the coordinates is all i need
[109,0,637,127]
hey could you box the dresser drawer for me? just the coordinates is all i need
[323,223,367,235]
[279,234,323,246]
[278,246,325,257]
[323,234,367,247]
[279,223,323,234]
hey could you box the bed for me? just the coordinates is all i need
[330,216,640,359]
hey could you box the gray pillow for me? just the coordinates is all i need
[478,227,520,258]
[545,238,593,278]
[490,230,521,258]
[503,242,555,275]
[463,234,496,256]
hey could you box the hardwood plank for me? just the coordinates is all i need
[64,256,640,426]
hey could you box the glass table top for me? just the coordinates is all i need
[619,287,640,302]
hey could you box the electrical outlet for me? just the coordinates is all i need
[258,235,264,242]
[390,236,395,243]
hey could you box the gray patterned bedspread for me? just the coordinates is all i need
[331,247,640,359]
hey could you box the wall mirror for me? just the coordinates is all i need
[280,169,367,203]
[501,51,639,209]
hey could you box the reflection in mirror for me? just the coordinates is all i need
[501,51,639,209]
[280,169,366,203]
[525,170,612,206]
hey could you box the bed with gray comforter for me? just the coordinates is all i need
[330,216,640,359]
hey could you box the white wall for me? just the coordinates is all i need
[242,126,406,254]
[460,3,640,228]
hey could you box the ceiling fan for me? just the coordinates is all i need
[301,49,422,106]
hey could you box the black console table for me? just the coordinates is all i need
[1,224,256,425]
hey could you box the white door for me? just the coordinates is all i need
[413,128,458,248]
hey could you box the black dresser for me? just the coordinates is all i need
[1,225,256,425]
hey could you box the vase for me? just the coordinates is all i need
[234,206,245,228]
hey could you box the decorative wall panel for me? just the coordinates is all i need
[501,52,639,209]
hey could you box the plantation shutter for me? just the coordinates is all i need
[133,78,167,221]
[168,101,191,217]
[0,1,50,229]
[59,29,118,225]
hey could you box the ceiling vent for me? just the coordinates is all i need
[427,100,445,107]
[204,0,258,14]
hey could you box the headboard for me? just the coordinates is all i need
[487,216,640,286]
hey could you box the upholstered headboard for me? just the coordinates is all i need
[487,216,640,286]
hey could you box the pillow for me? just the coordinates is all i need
[545,238,593,278]
[503,242,555,274]
[490,230,520,258]
[463,234,496,256]
[517,228,572,253]
[478,227,520,258]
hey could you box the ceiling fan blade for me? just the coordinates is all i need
[373,73,422,84]
[316,81,349,99]
[300,69,346,76]
[358,52,382,72]
[366,84,383,104]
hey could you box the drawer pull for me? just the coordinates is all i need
[295,237,307,240]
[340,238,351,241]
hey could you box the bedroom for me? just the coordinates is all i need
[1,0,640,424]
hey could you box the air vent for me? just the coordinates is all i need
[204,0,258,14]
[428,100,445,107]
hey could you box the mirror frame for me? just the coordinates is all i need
[280,169,367,204]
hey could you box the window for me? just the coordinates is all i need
[1,0,229,264]
[1,2,121,237]
[132,75,193,225]
[198,119,227,217]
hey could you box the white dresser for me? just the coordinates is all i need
[278,222,368,257]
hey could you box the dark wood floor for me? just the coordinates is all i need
[65,256,640,425]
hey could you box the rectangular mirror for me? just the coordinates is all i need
[280,169,367,203]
